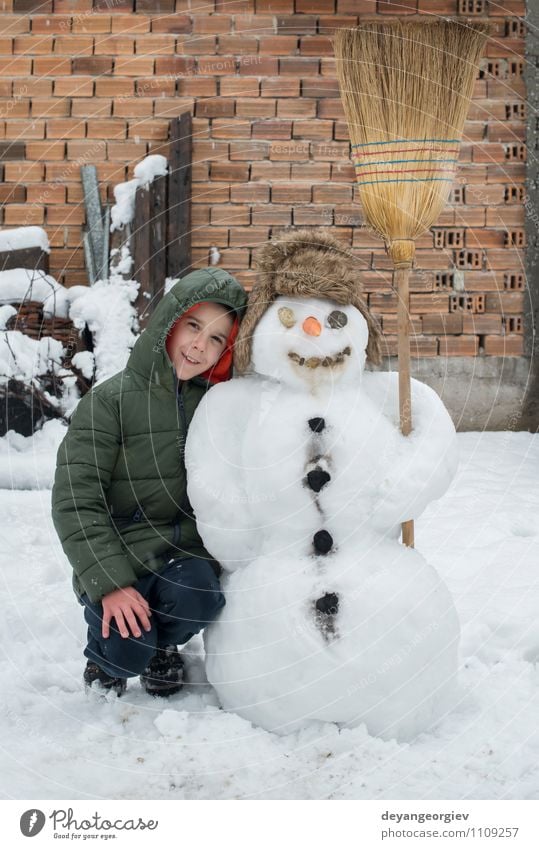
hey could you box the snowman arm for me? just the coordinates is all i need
[185,380,256,571]
[373,376,458,525]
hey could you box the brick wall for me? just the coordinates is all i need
[0,0,527,358]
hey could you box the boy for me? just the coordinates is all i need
[52,268,247,697]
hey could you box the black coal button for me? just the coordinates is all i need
[313,529,333,554]
[315,592,339,616]
[306,469,331,492]
[308,417,325,433]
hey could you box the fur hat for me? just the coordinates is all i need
[234,227,383,373]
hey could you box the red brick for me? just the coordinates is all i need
[483,334,523,356]
[278,99,316,118]
[46,118,85,138]
[218,35,258,54]
[258,35,298,54]
[272,184,311,203]
[279,56,319,75]
[111,15,151,34]
[31,98,70,117]
[191,226,229,246]
[113,97,153,118]
[133,35,172,54]
[462,315,503,334]
[154,98,195,118]
[230,183,269,202]
[179,78,217,97]
[299,36,333,56]
[238,57,278,75]
[127,120,168,140]
[211,204,250,225]
[276,14,317,34]
[210,162,249,181]
[261,78,300,97]
[293,119,333,139]
[192,15,231,33]
[0,57,31,74]
[220,77,259,96]
[4,161,44,181]
[228,226,270,247]
[31,16,72,34]
[438,335,478,357]
[26,183,66,204]
[5,119,44,138]
[313,183,351,203]
[54,77,94,96]
[252,119,291,139]
[293,206,332,225]
[4,204,44,224]
[0,16,30,34]
[14,35,54,54]
[269,140,309,160]
[0,99,29,118]
[196,99,234,118]
[95,36,136,55]
[301,78,339,98]
[256,0,294,10]
[73,16,111,34]
[233,14,274,32]
[149,15,191,34]
[198,55,236,75]
[229,140,269,160]
[177,36,216,55]
[237,99,276,118]
[485,292,524,314]
[32,57,71,75]
[251,161,290,180]
[135,76,176,97]
[95,78,134,97]
[291,162,330,181]
[114,57,154,75]
[25,140,65,160]
[212,119,251,139]
[422,314,463,334]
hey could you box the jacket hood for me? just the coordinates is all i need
[127,268,248,391]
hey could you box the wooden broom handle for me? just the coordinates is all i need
[390,240,415,549]
[396,265,414,548]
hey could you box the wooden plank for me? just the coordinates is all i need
[167,112,192,281]
[149,173,167,307]
[133,185,152,326]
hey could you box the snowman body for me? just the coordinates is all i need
[186,296,460,740]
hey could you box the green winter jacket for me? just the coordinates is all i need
[51,268,247,603]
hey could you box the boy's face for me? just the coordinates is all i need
[167,302,234,380]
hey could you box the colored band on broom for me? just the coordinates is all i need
[352,138,460,186]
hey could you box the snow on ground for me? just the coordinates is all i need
[0,428,538,800]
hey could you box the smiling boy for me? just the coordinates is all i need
[52,269,247,696]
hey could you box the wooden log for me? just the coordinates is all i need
[133,185,152,326]
[149,173,167,307]
[167,112,192,281]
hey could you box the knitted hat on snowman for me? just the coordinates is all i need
[233,227,383,373]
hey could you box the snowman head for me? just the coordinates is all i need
[234,227,382,377]
[251,295,369,390]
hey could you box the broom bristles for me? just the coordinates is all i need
[334,20,489,246]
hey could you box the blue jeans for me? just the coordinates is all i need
[79,557,225,679]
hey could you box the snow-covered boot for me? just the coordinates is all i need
[83,661,127,696]
[140,645,184,697]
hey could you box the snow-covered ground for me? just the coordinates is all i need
[0,424,538,800]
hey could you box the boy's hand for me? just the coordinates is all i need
[101,587,152,639]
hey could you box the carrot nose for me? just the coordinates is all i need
[303,316,322,336]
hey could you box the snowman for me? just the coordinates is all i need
[186,228,460,741]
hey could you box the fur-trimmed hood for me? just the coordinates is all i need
[234,227,382,373]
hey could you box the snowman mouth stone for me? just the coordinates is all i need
[288,346,352,369]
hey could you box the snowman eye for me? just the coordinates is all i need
[326,310,348,329]
[278,307,296,328]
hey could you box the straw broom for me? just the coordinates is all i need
[334,19,488,547]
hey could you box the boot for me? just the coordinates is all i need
[83,661,127,696]
[140,645,184,697]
